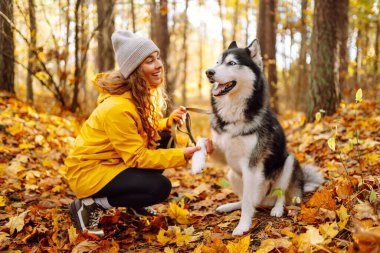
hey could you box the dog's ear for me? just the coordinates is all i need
[228,41,238,49]
[247,39,263,70]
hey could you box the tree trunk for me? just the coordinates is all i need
[96,0,115,73]
[245,0,251,46]
[181,0,189,106]
[295,0,308,111]
[257,0,278,112]
[217,0,226,49]
[26,0,36,103]
[0,0,15,94]
[307,0,339,122]
[336,0,348,100]
[374,4,380,90]
[71,0,81,112]
[130,0,136,32]
[150,0,157,42]
[232,0,239,42]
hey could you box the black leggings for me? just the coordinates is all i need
[91,131,174,208]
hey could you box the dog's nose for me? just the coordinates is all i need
[205,69,215,78]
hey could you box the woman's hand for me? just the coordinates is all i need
[167,106,187,127]
[184,138,214,161]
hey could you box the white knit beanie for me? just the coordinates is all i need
[111,30,160,78]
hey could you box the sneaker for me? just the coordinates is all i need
[128,206,158,217]
[69,199,105,237]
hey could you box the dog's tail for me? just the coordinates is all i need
[302,165,325,192]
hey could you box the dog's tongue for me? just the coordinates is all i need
[212,82,227,96]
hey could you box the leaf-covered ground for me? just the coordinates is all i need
[0,91,379,252]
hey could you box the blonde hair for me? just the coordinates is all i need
[95,67,167,147]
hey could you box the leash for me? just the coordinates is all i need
[167,107,211,148]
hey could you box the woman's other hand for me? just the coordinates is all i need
[167,106,187,127]
[205,138,214,154]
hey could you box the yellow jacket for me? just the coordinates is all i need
[65,91,187,199]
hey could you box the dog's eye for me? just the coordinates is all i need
[228,61,236,65]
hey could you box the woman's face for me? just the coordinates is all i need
[140,52,163,88]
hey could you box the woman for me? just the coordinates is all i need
[65,30,213,236]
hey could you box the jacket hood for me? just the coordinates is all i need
[92,73,132,105]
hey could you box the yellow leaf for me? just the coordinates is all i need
[193,242,204,253]
[167,201,189,224]
[6,122,23,136]
[336,205,350,230]
[319,222,339,239]
[164,247,175,253]
[315,112,321,122]
[157,228,171,246]
[19,142,34,149]
[68,225,78,244]
[355,88,363,102]
[0,196,6,207]
[227,235,251,253]
[297,226,324,252]
[35,71,49,82]
[327,137,336,151]
[5,210,29,235]
[0,232,10,242]
[256,238,292,253]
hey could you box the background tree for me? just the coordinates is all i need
[257,0,278,112]
[337,0,349,101]
[26,0,36,103]
[307,0,339,122]
[0,0,15,94]
[96,0,115,73]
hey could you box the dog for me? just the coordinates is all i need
[205,40,325,236]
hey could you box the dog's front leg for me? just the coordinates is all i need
[232,164,265,236]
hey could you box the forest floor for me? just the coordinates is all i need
[0,91,379,252]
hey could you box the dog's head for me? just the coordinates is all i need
[205,40,263,97]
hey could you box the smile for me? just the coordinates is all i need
[212,81,237,96]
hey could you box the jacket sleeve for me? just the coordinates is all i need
[103,108,187,169]
[158,117,170,132]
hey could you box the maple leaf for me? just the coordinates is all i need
[256,238,292,253]
[167,200,189,224]
[296,226,324,252]
[5,210,29,235]
[226,235,251,253]
[319,222,339,239]
[157,228,171,246]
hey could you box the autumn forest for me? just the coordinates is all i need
[0,0,379,252]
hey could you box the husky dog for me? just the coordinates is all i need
[205,40,325,236]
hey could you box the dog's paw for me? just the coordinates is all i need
[232,223,250,236]
[270,205,284,217]
[216,202,241,213]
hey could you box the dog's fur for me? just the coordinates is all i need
[205,40,325,236]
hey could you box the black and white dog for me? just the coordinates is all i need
[205,40,324,236]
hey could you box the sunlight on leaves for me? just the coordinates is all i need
[157,226,195,247]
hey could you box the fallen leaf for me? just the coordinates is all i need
[167,201,189,224]
[5,210,29,235]
[226,235,251,253]
[256,238,292,253]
